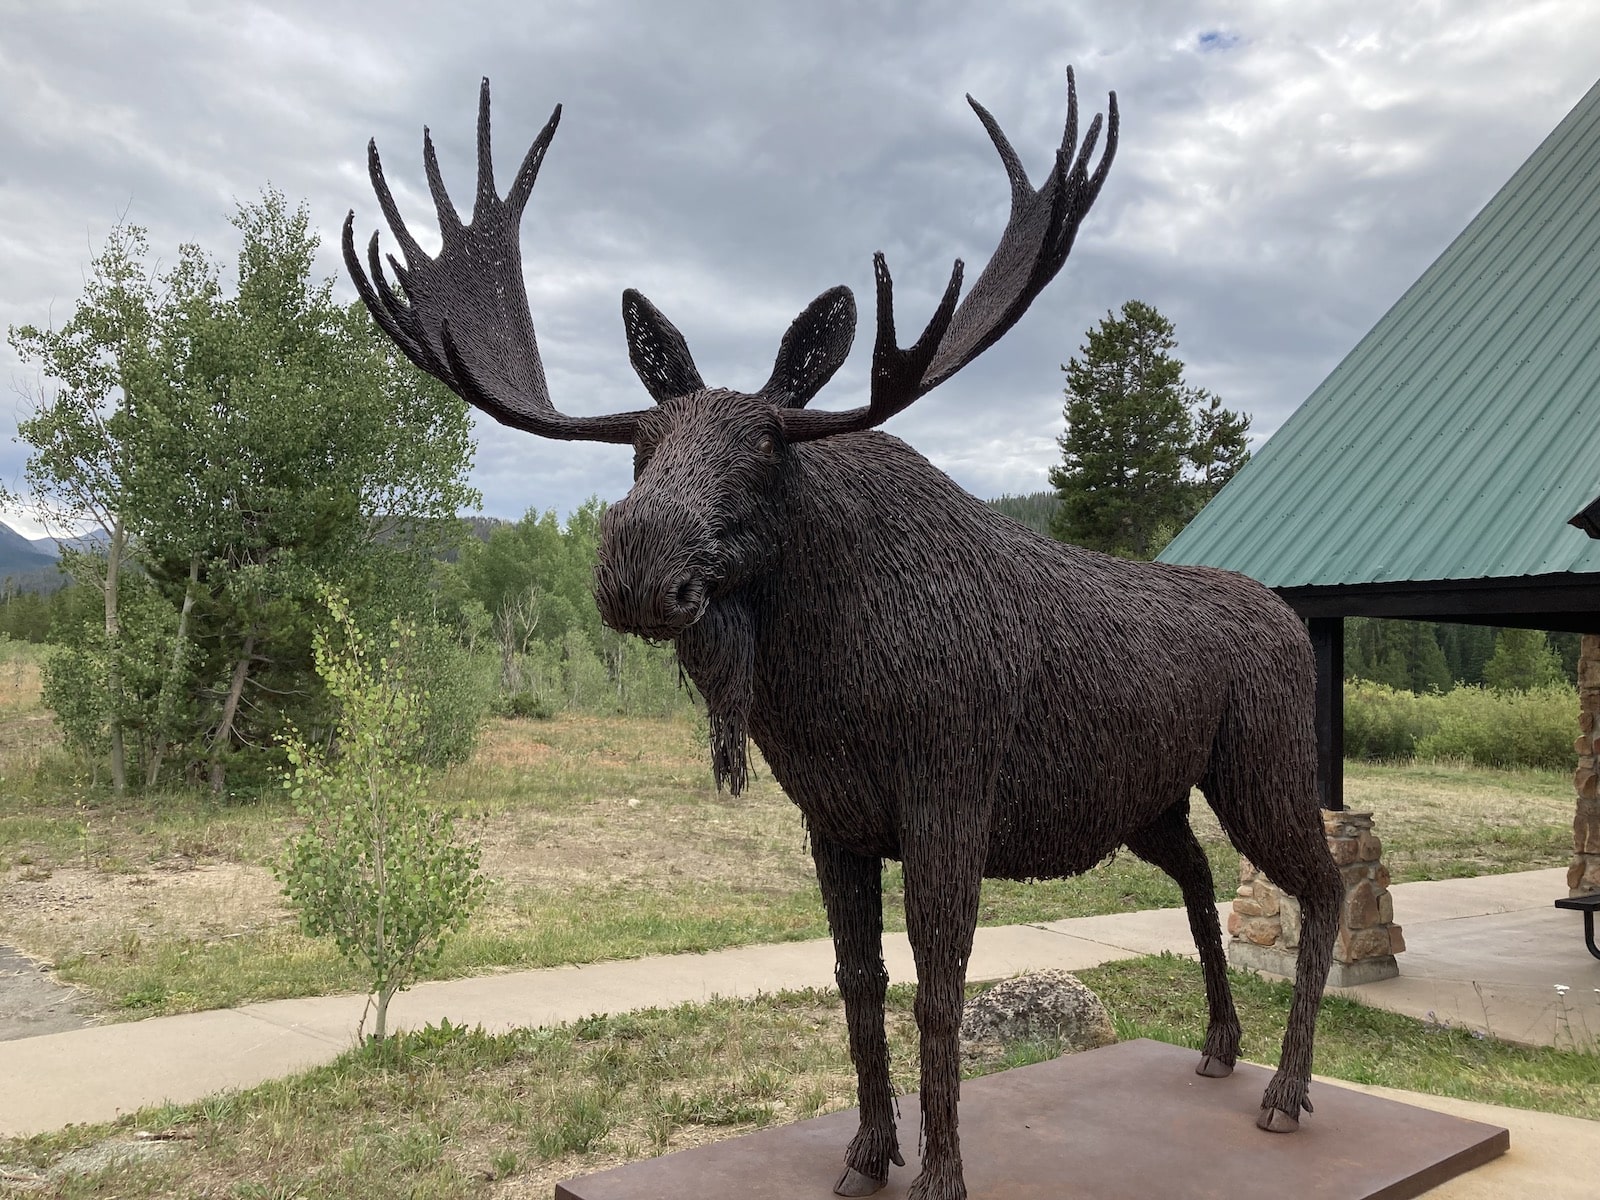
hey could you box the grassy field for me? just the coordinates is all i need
[3,956,1595,1198]
[0,650,1581,1021]
[0,645,1593,1195]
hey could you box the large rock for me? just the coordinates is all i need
[960,969,1116,1067]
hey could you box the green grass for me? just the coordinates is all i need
[4,958,1596,1198]
[0,712,1582,1020]
[1078,956,1600,1117]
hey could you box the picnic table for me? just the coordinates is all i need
[1554,892,1600,960]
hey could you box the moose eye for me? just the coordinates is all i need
[756,433,776,456]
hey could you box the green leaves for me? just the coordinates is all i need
[277,594,486,1041]
[13,193,481,791]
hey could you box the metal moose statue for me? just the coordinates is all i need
[345,72,1341,1200]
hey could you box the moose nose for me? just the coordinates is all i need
[594,568,708,638]
[669,576,707,621]
[594,498,713,638]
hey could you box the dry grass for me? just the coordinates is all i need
[0,690,1583,1020]
[1344,759,1574,879]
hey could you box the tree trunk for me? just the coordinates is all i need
[373,985,393,1043]
[372,767,389,1041]
[146,553,202,789]
[104,517,126,796]
[208,633,254,795]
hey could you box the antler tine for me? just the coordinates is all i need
[474,77,498,218]
[781,70,1117,445]
[366,139,425,265]
[422,127,465,240]
[508,101,561,217]
[346,80,644,444]
[342,215,436,386]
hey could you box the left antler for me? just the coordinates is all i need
[781,68,1118,443]
[344,79,648,444]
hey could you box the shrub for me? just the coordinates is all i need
[400,628,493,767]
[1342,682,1439,761]
[278,592,485,1042]
[1343,680,1577,771]
[497,690,556,720]
[1416,684,1577,771]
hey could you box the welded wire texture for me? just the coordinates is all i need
[345,72,1341,1200]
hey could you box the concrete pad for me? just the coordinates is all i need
[556,1040,1510,1200]
[1035,903,1219,959]
[1334,897,1600,1046]
[1387,868,1569,923]
[0,1008,344,1136]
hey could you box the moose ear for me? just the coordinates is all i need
[623,289,706,404]
[759,286,857,409]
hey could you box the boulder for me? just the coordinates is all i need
[960,969,1116,1067]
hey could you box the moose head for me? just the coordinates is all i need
[343,73,1116,644]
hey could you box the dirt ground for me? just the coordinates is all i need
[0,860,291,1035]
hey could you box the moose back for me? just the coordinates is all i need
[345,71,1341,1200]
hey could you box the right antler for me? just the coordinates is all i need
[343,79,646,443]
[781,68,1117,443]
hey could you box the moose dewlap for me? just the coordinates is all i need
[344,68,1341,1200]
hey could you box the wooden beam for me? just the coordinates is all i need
[1277,573,1600,630]
[1309,617,1344,812]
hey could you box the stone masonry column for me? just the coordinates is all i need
[1227,811,1404,987]
[1569,633,1600,896]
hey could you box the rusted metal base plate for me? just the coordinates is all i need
[555,1039,1507,1200]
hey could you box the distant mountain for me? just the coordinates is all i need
[27,529,110,558]
[0,522,88,593]
[0,523,58,574]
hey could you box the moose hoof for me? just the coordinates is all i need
[1195,1055,1233,1079]
[835,1167,888,1196]
[1256,1107,1300,1134]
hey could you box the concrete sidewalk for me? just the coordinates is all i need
[1,867,1596,1193]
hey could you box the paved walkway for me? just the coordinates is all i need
[2,867,1596,1194]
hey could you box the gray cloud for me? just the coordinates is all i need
[3,0,1597,531]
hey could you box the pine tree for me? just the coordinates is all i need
[1049,301,1249,558]
[1482,628,1565,692]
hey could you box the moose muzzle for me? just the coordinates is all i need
[594,496,714,639]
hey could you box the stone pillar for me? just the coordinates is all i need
[1570,634,1600,897]
[1227,810,1404,987]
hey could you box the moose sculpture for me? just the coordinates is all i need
[345,72,1342,1200]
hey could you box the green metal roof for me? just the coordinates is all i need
[1160,77,1600,590]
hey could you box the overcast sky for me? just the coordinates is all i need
[3,1,1597,535]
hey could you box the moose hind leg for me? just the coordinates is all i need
[1209,771,1342,1132]
[812,836,902,1196]
[1126,801,1241,1077]
[1252,832,1341,1132]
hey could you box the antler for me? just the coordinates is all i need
[343,79,647,443]
[780,68,1118,443]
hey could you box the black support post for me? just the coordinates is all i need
[1309,617,1344,812]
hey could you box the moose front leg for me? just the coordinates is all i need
[812,836,903,1196]
[900,814,986,1200]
